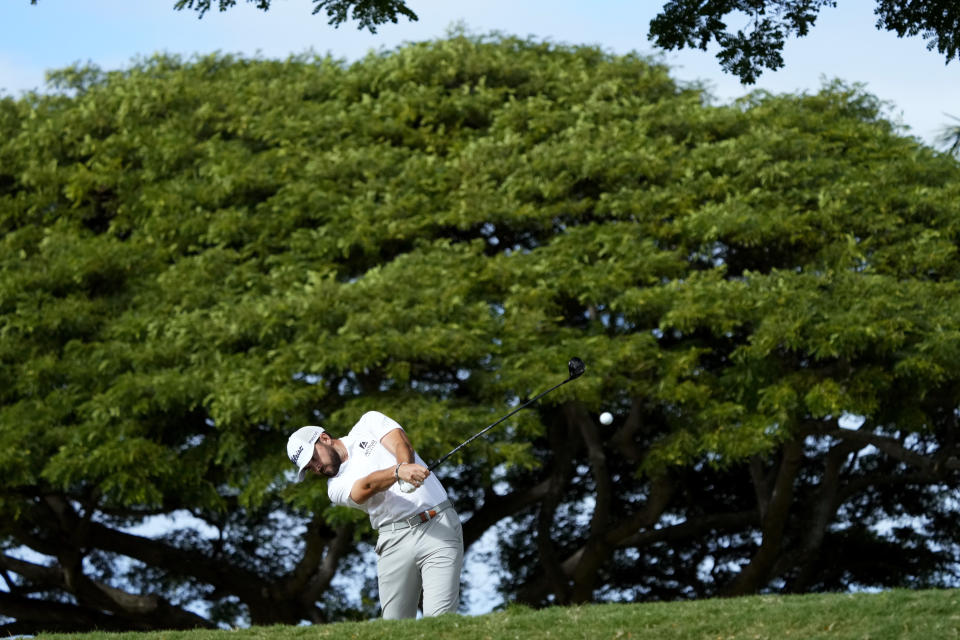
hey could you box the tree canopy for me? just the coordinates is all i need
[3,33,960,633]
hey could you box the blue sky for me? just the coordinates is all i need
[2,1,959,146]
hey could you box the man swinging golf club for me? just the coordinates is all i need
[286,358,585,620]
[287,411,463,620]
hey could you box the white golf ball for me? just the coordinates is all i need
[599,412,613,425]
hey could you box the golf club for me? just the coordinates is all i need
[428,357,586,472]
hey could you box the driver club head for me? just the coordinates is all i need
[567,357,586,379]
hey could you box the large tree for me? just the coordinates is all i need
[2,33,960,633]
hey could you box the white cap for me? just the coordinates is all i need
[287,426,324,482]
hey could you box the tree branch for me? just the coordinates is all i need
[826,429,932,470]
[724,439,804,596]
[611,397,647,463]
[616,509,757,548]
[461,477,553,549]
[565,403,614,602]
[0,592,132,634]
[785,439,860,591]
[518,474,676,605]
[563,473,676,575]
[0,555,214,631]
[749,455,773,520]
[531,410,579,605]
[302,523,356,606]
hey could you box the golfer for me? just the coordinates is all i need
[287,411,463,619]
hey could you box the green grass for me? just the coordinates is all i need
[39,589,960,640]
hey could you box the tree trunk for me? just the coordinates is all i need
[724,439,803,596]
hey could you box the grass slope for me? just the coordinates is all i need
[40,589,960,640]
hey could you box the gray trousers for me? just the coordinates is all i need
[375,506,463,619]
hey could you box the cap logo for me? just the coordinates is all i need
[290,445,304,466]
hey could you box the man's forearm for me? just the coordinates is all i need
[393,441,415,465]
[351,460,430,504]
[351,466,400,504]
[382,427,416,465]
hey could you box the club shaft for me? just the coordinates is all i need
[428,375,574,471]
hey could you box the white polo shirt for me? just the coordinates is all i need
[327,411,448,530]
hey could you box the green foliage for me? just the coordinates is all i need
[3,31,960,631]
[650,1,960,83]
[170,0,417,31]
[650,0,838,83]
[876,0,960,63]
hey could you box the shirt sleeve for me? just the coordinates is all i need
[327,474,352,507]
[363,411,404,442]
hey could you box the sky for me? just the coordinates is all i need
[1,1,959,147]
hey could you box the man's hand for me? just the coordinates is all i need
[396,461,429,487]
[381,427,431,486]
